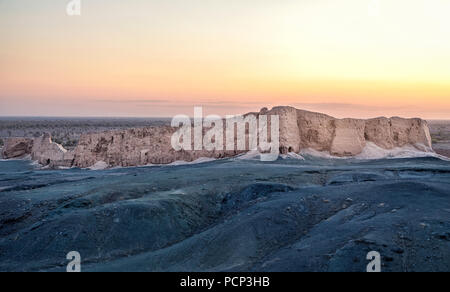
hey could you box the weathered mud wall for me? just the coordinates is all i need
[2,106,433,168]
[266,106,432,156]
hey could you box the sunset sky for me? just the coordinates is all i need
[0,0,449,118]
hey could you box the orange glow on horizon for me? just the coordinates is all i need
[0,0,449,119]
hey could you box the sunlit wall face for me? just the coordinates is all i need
[0,0,449,118]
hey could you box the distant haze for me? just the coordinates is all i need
[1,0,449,119]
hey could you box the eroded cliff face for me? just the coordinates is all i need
[1,138,34,159]
[1,106,433,168]
[72,127,243,168]
[265,106,432,156]
[31,133,75,168]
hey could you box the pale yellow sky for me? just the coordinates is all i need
[0,0,449,118]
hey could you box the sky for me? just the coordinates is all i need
[0,0,449,118]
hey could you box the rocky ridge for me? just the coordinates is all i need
[1,107,433,168]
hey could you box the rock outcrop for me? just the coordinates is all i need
[265,106,432,156]
[1,106,433,168]
[1,138,34,159]
[31,133,75,168]
[71,127,242,168]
